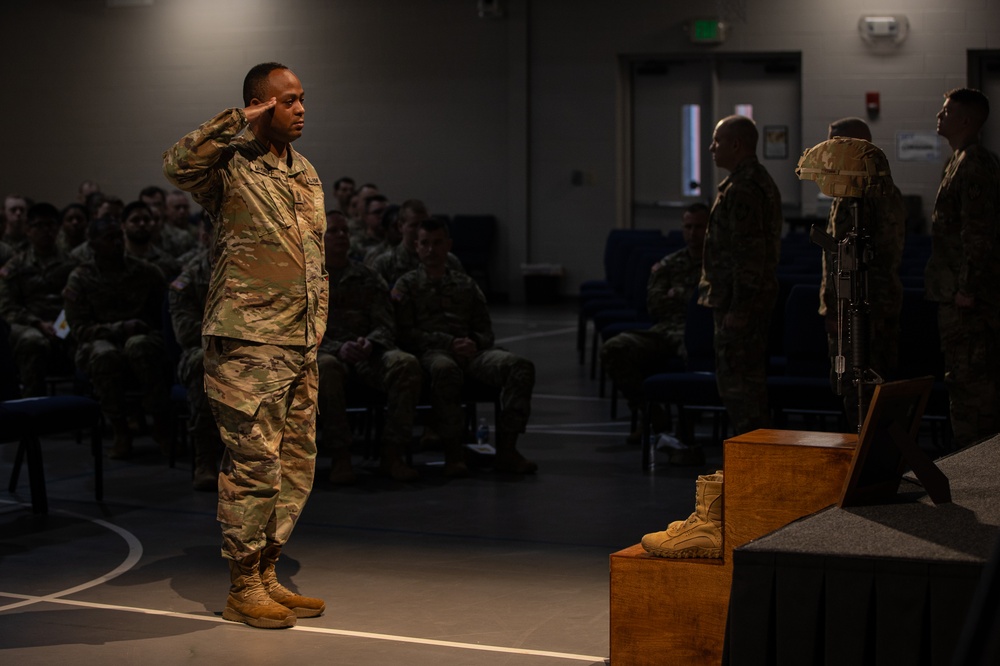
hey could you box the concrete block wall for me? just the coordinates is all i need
[1,0,997,299]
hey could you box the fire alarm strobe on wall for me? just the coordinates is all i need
[858,15,909,45]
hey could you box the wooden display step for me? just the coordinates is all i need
[609,429,857,666]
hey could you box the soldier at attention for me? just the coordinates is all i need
[163,62,328,629]
[698,114,783,437]
[925,88,1000,449]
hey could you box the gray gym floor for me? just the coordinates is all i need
[1,303,722,665]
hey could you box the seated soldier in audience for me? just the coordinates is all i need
[363,203,400,267]
[318,211,422,483]
[63,217,172,459]
[56,203,89,254]
[393,218,537,476]
[3,194,31,252]
[168,213,223,491]
[600,202,709,461]
[96,195,124,222]
[160,189,198,258]
[122,200,182,281]
[371,199,463,287]
[349,194,389,262]
[332,176,355,213]
[0,203,78,396]
[348,183,380,238]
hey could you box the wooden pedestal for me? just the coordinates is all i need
[610,429,857,666]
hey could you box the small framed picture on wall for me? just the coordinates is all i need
[763,125,788,159]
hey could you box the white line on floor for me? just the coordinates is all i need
[0,593,606,662]
[495,326,576,344]
[0,502,143,613]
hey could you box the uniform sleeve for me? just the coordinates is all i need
[0,261,37,326]
[957,155,1000,298]
[162,108,258,214]
[366,273,397,350]
[62,267,125,344]
[466,282,495,351]
[168,270,204,349]
[725,182,770,315]
[646,255,682,323]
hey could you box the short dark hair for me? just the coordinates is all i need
[139,185,166,201]
[121,200,151,222]
[334,177,355,190]
[61,202,88,222]
[27,202,60,224]
[243,62,288,106]
[87,216,122,240]
[365,194,389,214]
[828,117,872,142]
[380,204,400,232]
[945,87,990,126]
[685,202,710,217]
[418,217,450,238]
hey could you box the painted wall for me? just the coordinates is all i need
[1,0,997,299]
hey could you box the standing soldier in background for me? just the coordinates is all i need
[318,211,422,484]
[163,62,328,629]
[819,118,905,430]
[698,115,783,436]
[925,88,1000,449]
[0,203,77,396]
[168,213,222,491]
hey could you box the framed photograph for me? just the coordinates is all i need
[838,376,950,507]
[763,125,788,159]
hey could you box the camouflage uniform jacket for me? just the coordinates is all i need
[698,156,783,315]
[371,244,464,288]
[162,108,328,348]
[819,187,905,319]
[647,248,701,338]
[168,249,212,350]
[0,241,13,268]
[925,143,1000,305]
[0,247,77,325]
[63,256,166,345]
[392,265,493,355]
[318,261,396,357]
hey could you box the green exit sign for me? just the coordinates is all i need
[690,19,727,43]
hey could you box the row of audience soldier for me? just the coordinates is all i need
[0,181,537,493]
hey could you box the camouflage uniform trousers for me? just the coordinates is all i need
[8,323,73,397]
[177,346,222,465]
[826,315,899,431]
[203,336,318,561]
[600,330,683,407]
[316,349,422,451]
[713,307,773,437]
[419,348,535,440]
[938,304,1000,448]
[76,333,169,419]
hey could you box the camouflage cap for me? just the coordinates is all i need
[795,137,895,198]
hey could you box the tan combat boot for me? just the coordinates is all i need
[222,551,297,628]
[380,443,418,481]
[494,431,537,475]
[641,470,723,558]
[443,438,469,478]
[109,418,133,460]
[259,543,326,618]
[328,446,357,485]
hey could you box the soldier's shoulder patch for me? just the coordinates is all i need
[170,277,189,292]
[390,285,405,302]
[62,285,79,303]
[0,264,10,279]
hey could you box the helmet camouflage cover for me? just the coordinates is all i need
[795,137,895,198]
